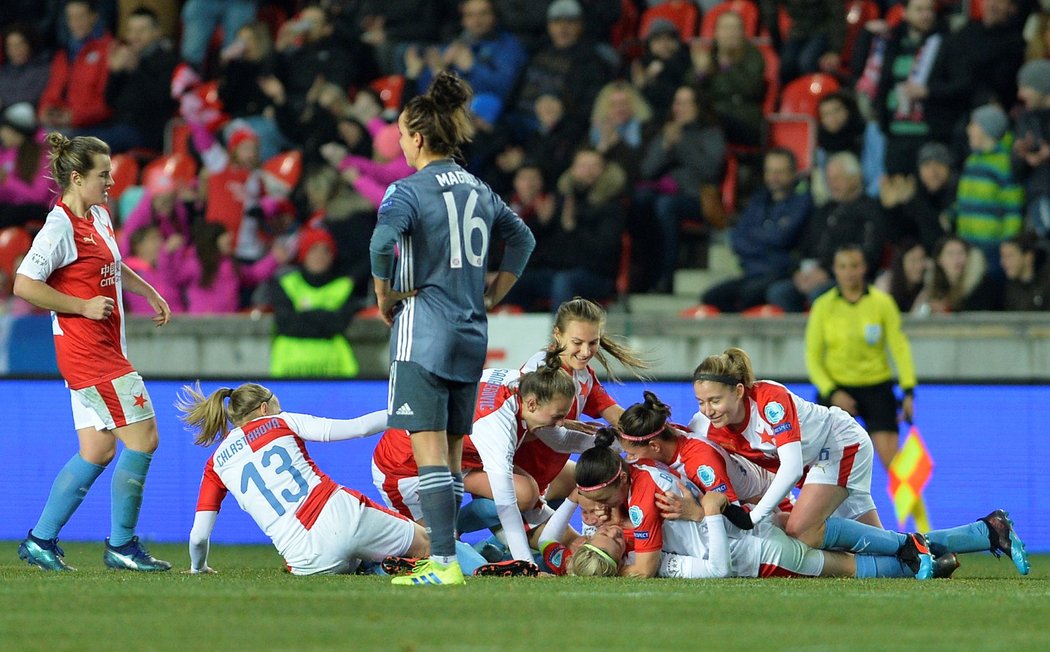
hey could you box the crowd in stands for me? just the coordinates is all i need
[2,0,1050,320]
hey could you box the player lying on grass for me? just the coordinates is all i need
[179,382,428,575]
[559,428,954,579]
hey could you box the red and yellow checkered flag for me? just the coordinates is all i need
[888,425,933,531]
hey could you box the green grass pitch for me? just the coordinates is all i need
[1,543,1045,651]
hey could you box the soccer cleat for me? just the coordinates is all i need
[380,555,422,577]
[103,536,172,572]
[473,559,539,577]
[18,532,75,571]
[932,553,960,579]
[390,558,465,586]
[981,509,1030,575]
[898,532,934,580]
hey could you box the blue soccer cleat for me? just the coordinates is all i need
[103,536,172,572]
[898,532,934,580]
[982,509,1030,576]
[18,532,75,571]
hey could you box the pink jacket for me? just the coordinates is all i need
[0,144,54,206]
[338,154,413,208]
[123,253,186,315]
[171,250,278,314]
[118,191,193,257]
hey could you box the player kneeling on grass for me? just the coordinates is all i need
[179,382,429,575]
[563,428,961,579]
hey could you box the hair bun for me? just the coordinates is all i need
[428,72,472,111]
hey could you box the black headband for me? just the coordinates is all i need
[694,373,741,386]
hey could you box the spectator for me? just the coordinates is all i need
[508,0,612,135]
[630,17,691,122]
[270,226,361,378]
[873,0,946,175]
[766,152,887,312]
[356,0,448,75]
[875,238,931,313]
[37,0,113,132]
[1011,59,1050,237]
[329,122,414,209]
[172,221,285,314]
[96,6,177,152]
[118,170,196,258]
[761,0,846,84]
[122,224,185,315]
[806,244,918,470]
[691,10,766,149]
[812,91,868,204]
[496,93,585,192]
[702,148,813,312]
[637,85,727,293]
[491,0,549,52]
[406,0,527,106]
[999,231,1050,310]
[274,4,378,116]
[589,80,652,181]
[954,104,1024,273]
[505,148,627,310]
[0,103,54,228]
[912,234,1001,313]
[880,141,955,252]
[179,0,257,72]
[0,22,50,108]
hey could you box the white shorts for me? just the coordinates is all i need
[371,459,423,521]
[754,525,826,578]
[70,371,155,431]
[288,488,416,575]
[802,418,876,519]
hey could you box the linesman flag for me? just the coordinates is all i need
[888,425,933,531]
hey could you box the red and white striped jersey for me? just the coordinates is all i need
[17,202,131,389]
[195,412,348,560]
[519,349,617,420]
[704,380,844,473]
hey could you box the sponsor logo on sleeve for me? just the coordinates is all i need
[697,465,717,486]
[773,422,792,435]
[711,483,728,493]
[628,505,644,528]
[633,530,650,540]
[763,401,786,424]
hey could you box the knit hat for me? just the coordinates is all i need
[227,123,258,151]
[297,226,337,263]
[373,122,401,161]
[916,141,952,168]
[645,18,680,40]
[1,102,37,137]
[547,0,582,21]
[1017,59,1050,96]
[971,104,1009,142]
[470,93,503,125]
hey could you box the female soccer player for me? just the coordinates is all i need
[373,350,584,567]
[15,133,172,572]
[369,71,535,586]
[568,430,945,580]
[179,383,426,575]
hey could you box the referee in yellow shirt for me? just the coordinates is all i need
[805,244,917,469]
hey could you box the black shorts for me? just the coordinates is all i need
[386,361,479,435]
[820,381,900,434]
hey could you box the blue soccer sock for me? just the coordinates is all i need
[822,517,907,555]
[32,454,106,541]
[854,554,913,578]
[458,497,500,534]
[455,540,486,575]
[417,465,457,560]
[110,449,153,547]
[925,521,990,557]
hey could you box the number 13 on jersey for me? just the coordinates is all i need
[444,189,488,269]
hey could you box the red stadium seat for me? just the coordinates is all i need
[842,0,881,66]
[0,227,32,277]
[679,304,722,319]
[108,154,139,205]
[767,113,816,172]
[778,73,840,116]
[700,0,760,39]
[885,3,905,26]
[741,303,785,318]
[370,75,406,114]
[753,38,780,115]
[639,0,699,40]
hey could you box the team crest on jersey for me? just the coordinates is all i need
[763,401,786,424]
[697,465,716,486]
[379,183,397,210]
[629,505,644,527]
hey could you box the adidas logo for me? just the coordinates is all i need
[396,403,414,416]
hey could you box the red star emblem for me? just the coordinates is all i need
[133,393,148,408]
